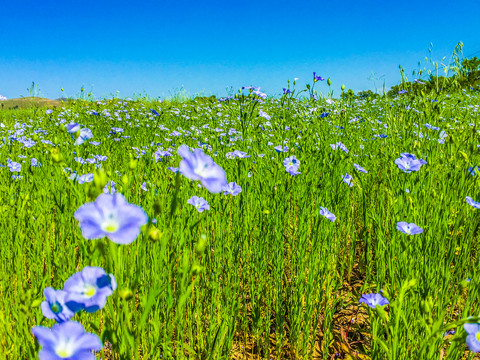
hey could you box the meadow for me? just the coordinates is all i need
[0,80,480,360]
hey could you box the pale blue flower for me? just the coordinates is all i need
[222,182,242,196]
[63,266,116,313]
[40,287,75,323]
[359,293,389,308]
[32,321,102,360]
[466,196,480,209]
[319,207,336,222]
[187,196,210,212]
[397,221,423,235]
[74,193,148,245]
[178,145,227,193]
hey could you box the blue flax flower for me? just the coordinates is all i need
[74,128,93,146]
[187,196,210,212]
[178,145,227,193]
[63,266,116,313]
[330,142,348,153]
[8,161,21,172]
[353,163,368,173]
[74,193,148,245]
[394,153,424,173]
[359,293,389,308]
[468,166,480,176]
[313,72,325,82]
[397,221,423,235]
[65,123,80,134]
[283,155,301,176]
[41,287,75,323]
[32,321,102,360]
[466,196,480,209]
[222,182,242,196]
[319,207,336,222]
[342,173,353,187]
[464,322,480,352]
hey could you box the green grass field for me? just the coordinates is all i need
[1,84,480,359]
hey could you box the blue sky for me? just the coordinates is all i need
[1,0,479,100]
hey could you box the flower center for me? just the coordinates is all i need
[55,340,74,358]
[102,214,119,233]
[476,332,480,342]
[51,302,62,314]
[83,285,97,298]
[194,163,209,177]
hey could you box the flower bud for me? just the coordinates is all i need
[327,78,332,86]
[128,159,138,170]
[195,234,208,254]
[118,287,134,301]
[148,227,162,241]
[341,84,345,91]
[93,169,108,190]
[50,148,63,163]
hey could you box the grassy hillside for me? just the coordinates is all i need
[0,96,67,110]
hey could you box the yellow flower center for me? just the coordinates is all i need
[84,285,96,298]
[102,215,119,233]
[55,341,74,358]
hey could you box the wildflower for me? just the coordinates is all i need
[65,123,80,134]
[259,110,271,120]
[103,181,116,194]
[31,158,41,167]
[77,173,94,184]
[283,155,300,171]
[394,153,424,173]
[40,287,75,323]
[283,88,292,95]
[141,182,148,191]
[63,266,116,313]
[110,127,124,134]
[359,293,389,308]
[0,95,7,100]
[167,166,179,173]
[178,145,227,193]
[396,221,423,235]
[187,196,210,212]
[325,99,335,105]
[8,161,21,172]
[330,142,348,153]
[424,123,441,131]
[154,149,172,162]
[464,321,480,352]
[74,193,148,245]
[319,207,336,222]
[342,173,353,187]
[353,163,368,173]
[31,321,102,360]
[222,182,242,196]
[233,150,250,158]
[468,166,480,176]
[45,109,53,115]
[313,72,325,82]
[466,196,480,209]
[75,128,93,146]
[274,145,289,153]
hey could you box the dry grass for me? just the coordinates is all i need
[0,97,67,110]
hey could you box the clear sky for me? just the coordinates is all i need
[1,0,479,100]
